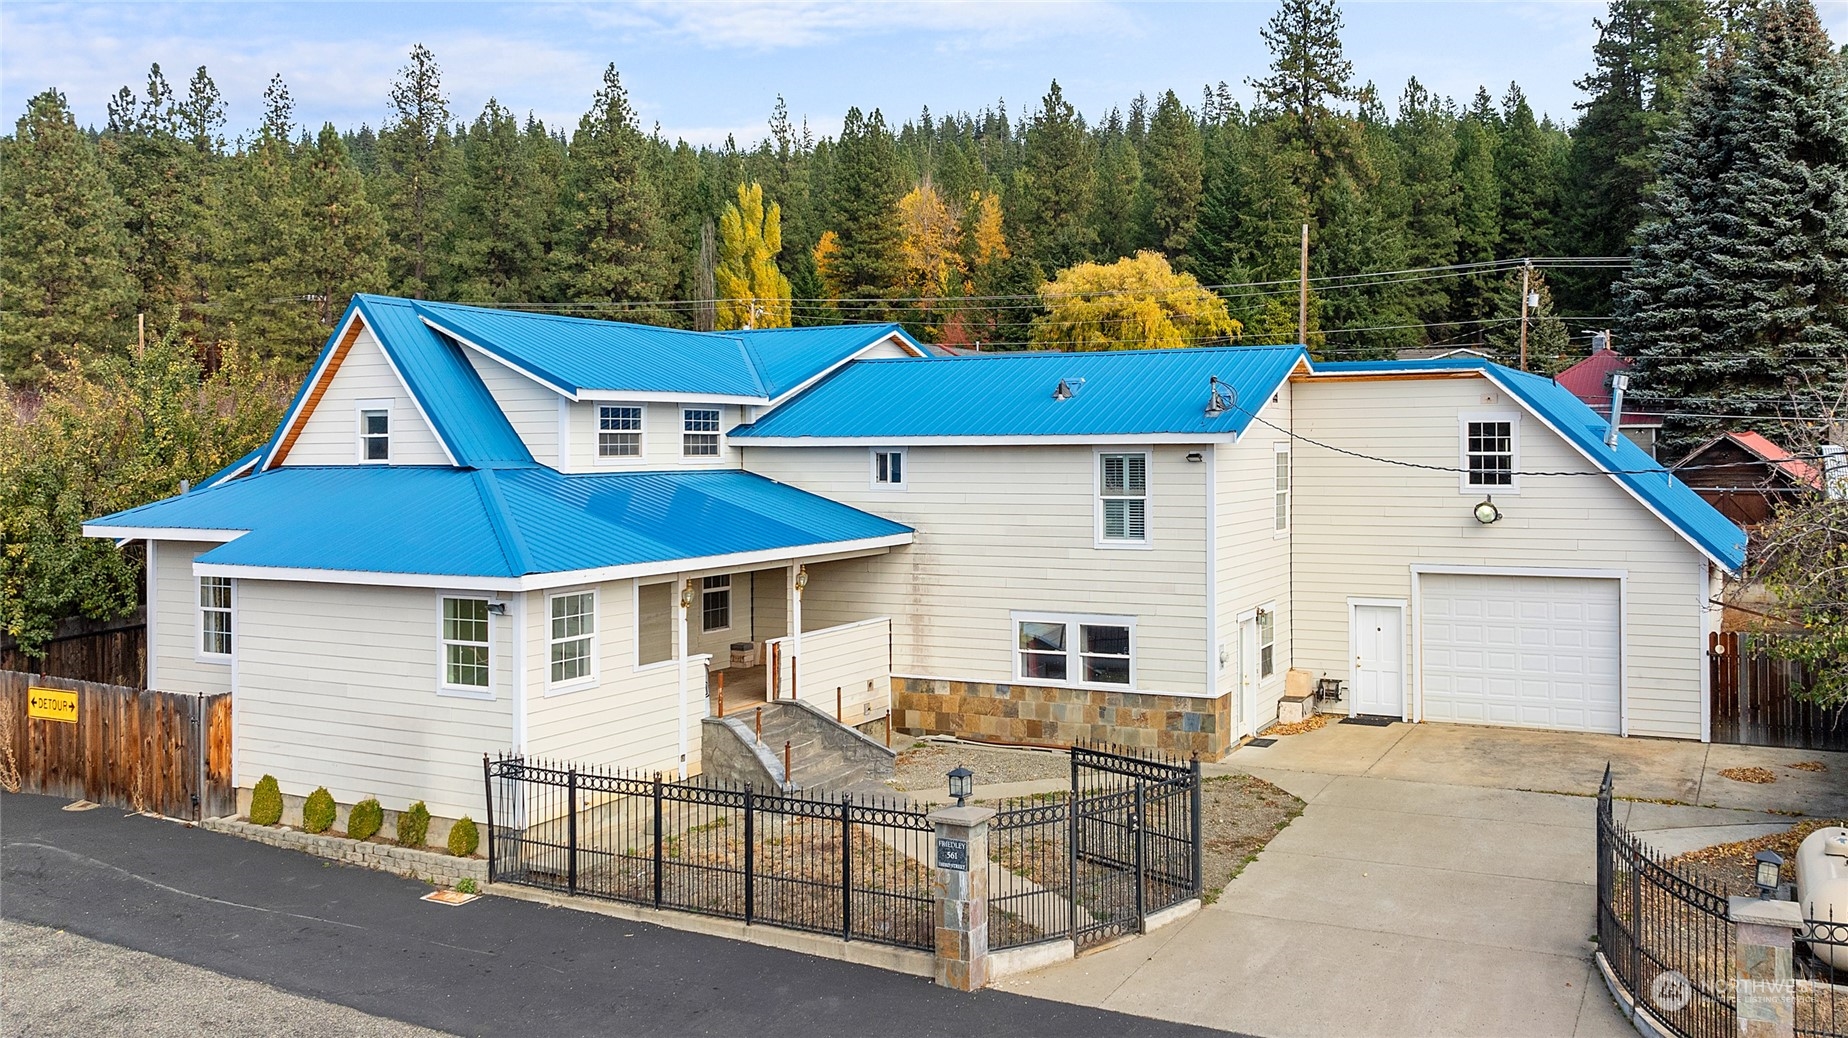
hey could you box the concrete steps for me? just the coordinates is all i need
[714,700,896,795]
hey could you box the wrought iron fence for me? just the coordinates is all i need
[1598,766,1848,1038]
[989,743,1202,952]
[483,754,934,950]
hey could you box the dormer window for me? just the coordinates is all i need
[358,403,391,463]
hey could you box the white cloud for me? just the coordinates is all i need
[577,0,1141,51]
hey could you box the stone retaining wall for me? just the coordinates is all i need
[203,818,487,887]
[894,677,1233,758]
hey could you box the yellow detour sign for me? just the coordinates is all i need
[27,687,77,723]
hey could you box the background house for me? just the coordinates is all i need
[1555,342,1663,457]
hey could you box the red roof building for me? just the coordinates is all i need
[1554,346,1663,457]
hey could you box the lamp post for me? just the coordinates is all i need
[1755,849,1784,898]
[948,766,973,807]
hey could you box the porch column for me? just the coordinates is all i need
[789,562,806,701]
[928,805,996,991]
[675,575,691,775]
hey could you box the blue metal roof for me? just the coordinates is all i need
[86,467,912,580]
[199,448,262,490]
[412,300,917,400]
[1312,358,1747,570]
[732,345,1308,441]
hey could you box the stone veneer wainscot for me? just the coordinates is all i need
[894,677,1233,758]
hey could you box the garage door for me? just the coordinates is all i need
[1420,573,1621,733]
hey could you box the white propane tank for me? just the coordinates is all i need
[1796,826,1848,970]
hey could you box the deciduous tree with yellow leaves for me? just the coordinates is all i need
[1030,251,1239,351]
[714,181,791,330]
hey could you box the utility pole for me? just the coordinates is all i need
[1298,223,1310,348]
[1517,260,1534,372]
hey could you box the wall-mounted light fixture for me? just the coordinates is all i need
[1473,497,1502,525]
[794,566,809,593]
[1186,452,1204,463]
[680,580,696,609]
[485,601,508,616]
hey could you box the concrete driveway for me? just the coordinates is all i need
[997,722,1848,1038]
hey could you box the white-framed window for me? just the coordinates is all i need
[440,596,492,694]
[1258,608,1277,679]
[1096,451,1149,546]
[357,402,391,463]
[198,576,232,659]
[701,574,731,632]
[870,448,907,489]
[597,404,643,458]
[547,590,597,688]
[682,407,721,457]
[1013,612,1136,688]
[1460,412,1519,493]
[1273,443,1291,534]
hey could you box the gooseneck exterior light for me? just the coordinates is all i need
[948,766,973,807]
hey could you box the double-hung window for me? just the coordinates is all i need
[1097,452,1148,545]
[598,405,642,458]
[548,591,596,686]
[359,407,390,462]
[701,575,731,632]
[199,576,232,658]
[1462,415,1518,491]
[441,597,491,692]
[1258,609,1276,679]
[1015,613,1136,688]
[683,407,721,457]
[1273,444,1291,534]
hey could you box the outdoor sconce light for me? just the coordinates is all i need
[948,766,973,807]
[794,566,809,593]
[1754,849,1784,898]
[1473,497,1502,525]
[680,580,695,609]
[1186,452,1204,463]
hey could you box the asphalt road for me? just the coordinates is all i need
[1,793,1237,1038]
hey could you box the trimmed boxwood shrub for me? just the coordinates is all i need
[396,801,431,848]
[447,815,479,857]
[347,798,383,841]
[249,775,283,826]
[301,787,336,834]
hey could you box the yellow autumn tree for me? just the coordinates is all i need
[813,230,842,303]
[896,183,964,305]
[714,182,792,330]
[1030,251,1240,351]
[966,190,1009,270]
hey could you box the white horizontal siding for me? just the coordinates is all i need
[234,580,512,820]
[564,401,742,473]
[745,444,1211,697]
[466,351,560,466]
[1292,375,1708,739]
[151,540,232,695]
[1216,382,1293,731]
[281,326,449,467]
[772,618,891,722]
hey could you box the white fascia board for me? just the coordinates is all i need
[263,309,366,471]
[764,333,930,408]
[733,433,1240,447]
[1230,358,1306,444]
[83,525,246,543]
[189,532,914,592]
[578,390,768,405]
[1480,369,1737,572]
[202,456,260,490]
[423,317,581,401]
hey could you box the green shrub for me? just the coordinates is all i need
[249,775,283,826]
[447,815,480,857]
[301,787,336,834]
[396,801,431,848]
[456,877,479,895]
[347,798,383,841]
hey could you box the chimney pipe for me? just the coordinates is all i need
[1604,372,1631,450]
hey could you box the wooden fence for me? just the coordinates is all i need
[0,614,146,688]
[0,671,233,819]
[1708,631,1847,751]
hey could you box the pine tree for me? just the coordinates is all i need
[1495,85,1560,260]
[175,66,226,155]
[378,44,453,298]
[1137,90,1205,262]
[1450,109,1501,325]
[1618,0,1848,454]
[823,107,905,321]
[714,181,792,330]
[1188,122,1252,289]
[220,75,320,369]
[296,124,388,330]
[557,64,672,319]
[1090,132,1143,259]
[1014,81,1098,270]
[0,89,137,384]
[1248,0,1357,210]
[446,99,546,303]
[1485,267,1570,368]
[1392,78,1460,322]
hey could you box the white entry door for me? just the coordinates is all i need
[1238,617,1260,736]
[1351,603,1405,718]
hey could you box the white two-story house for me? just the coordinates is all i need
[86,295,1744,827]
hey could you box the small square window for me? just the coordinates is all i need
[360,409,390,462]
[683,408,721,457]
[598,405,642,457]
[872,449,906,488]
[1465,420,1515,487]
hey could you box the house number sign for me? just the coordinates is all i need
[936,837,969,872]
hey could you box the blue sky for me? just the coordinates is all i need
[5,2,1845,146]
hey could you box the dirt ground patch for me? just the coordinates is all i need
[892,740,1070,790]
[1670,817,1848,895]
[1199,773,1303,901]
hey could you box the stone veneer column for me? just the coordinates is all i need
[928,804,996,991]
[1729,896,1802,1038]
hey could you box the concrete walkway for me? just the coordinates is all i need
[998,722,1846,1038]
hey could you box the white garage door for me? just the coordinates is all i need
[1420,573,1621,734]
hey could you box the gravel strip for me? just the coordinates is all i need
[891,739,1071,791]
